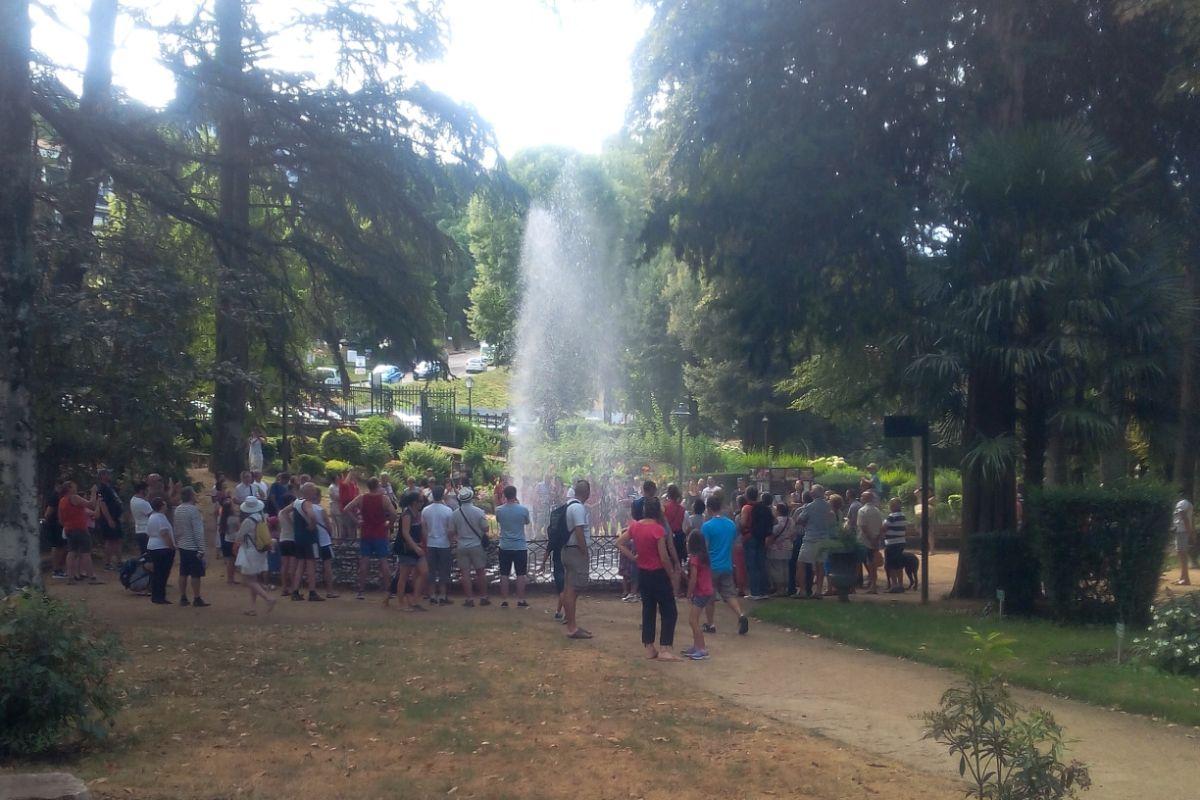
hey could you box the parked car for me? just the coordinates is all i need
[372,363,404,383]
[413,360,442,381]
[465,356,485,374]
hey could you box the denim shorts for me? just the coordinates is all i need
[690,594,713,608]
[360,538,389,558]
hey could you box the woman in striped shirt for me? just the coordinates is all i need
[883,498,908,594]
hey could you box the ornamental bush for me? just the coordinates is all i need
[0,591,124,756]
[395,442,452,479]
[812,469,863,495]
[359,439,394,473]
[320,428,363,464]
[324,459,352,480]
[1026,482,1172,626]
[292,453,326,478]
[358,415,413,454]
[1133,592,1200,676]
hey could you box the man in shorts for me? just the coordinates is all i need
[422,485,454,604]
[343,477,397,599]
[448,487,490,607]
[701,493,749,635]
[93,469,124,570]
[286,482,326,601]
[59,481,98,584]
[561,479,593,639]
[495,484,531,608]
[173,487,209,606]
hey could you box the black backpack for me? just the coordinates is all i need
[546,500,580,553]
[119,556,151,593]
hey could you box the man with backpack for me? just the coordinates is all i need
[558,479,593,639]
[448,487,491,607]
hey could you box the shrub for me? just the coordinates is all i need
[0,591,124,756]
[395,442,451,479]
[812,469,864,495]
[260,436,279,465]
[879,467,914,492]
[324,459,352,480]
[967,531,1041,615]
[359,439,394,474]
[320,428,363,464]
[291,436,319,456]
[934,468,962,500]
[292,453,326,478]
[1027,481,1173,626]
[358,415,413,453]
[462,433,503,485]
[1133,592,1200,676]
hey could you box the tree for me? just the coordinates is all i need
[0,0,41,591]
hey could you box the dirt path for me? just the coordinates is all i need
[574,595,1200,800]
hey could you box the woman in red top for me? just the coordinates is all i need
[663,483,687,577]
[58,481,98,584]
[617,496,682,661]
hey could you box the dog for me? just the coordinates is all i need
[901,551,920,589]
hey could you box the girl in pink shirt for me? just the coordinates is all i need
[684,530,713,660]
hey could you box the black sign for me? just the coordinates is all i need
[883,415,927,438]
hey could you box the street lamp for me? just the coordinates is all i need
[670,402,692,487]
[465,375,474,425]
[762,414,770,459]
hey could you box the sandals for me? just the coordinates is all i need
[566,629,593,639]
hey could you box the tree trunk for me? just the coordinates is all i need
[953,367,1018,598]
[1175,262,1198,494]
[0,0,42,592]
[52,0,117,289]
[211,0,252,477]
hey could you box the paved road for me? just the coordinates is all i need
[578,595,1200,800]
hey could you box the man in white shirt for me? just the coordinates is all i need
[562,479,592,639]
[129,481,154,554]
[233,472,258,504]
[421,485,455,604]
[251,470,269,503]
[1174,492,1194,586]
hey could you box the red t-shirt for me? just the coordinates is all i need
[59,495,89,532]
[691,559,714,597]
[360,493,388,541]
[664,499,685,533]
[629,519,667,571]
[338,479,359,506]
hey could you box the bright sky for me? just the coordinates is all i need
[30,0,653,157]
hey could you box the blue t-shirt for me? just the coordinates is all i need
[702,516,737,573]
[494,502,530,551]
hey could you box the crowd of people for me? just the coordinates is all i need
[38,439,921,653]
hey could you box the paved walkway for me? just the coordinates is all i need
[577,595,1200,800]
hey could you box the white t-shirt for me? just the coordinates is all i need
[130,496,153,534]
[253,480,269,500]
[312,505,332,547]
[233,482,257,503]
[146,512,173,550]
[565,501,590,547]
[421,502,453,548]
[1174,499,1193,533]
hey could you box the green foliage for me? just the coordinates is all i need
[320,429,364,464]
[323,459,352,480]
[812,470,865,495]
[1027,482,1173,626]
[359,439,394,474]
[290,437,320,457]
[393,442,452,480]
[1133,593,1200,676]
[357,416,412,455]
[462,433,503,485]
[0,591,124,756]
[967,532,1042,616]
[921,630,1091,800]
[292,454,326,478]
[261,437,279,466]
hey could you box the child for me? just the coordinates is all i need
[683,530,713,660]
[883,498,908,593]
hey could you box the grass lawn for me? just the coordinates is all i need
[751,601,1200,727]
[16,584,957,800]
[447,367,510,411]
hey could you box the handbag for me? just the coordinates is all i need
[458,507,490,550]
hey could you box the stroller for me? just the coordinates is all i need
[118,555,152,594]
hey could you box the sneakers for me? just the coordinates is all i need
[737,615,749,635]
[51,570,67,579]
[355,592,365,600]
[517,600,529,608]
[179,597,190,607]
[192,598,210,608]
[308,591,325,602]
[621,593,638,603]
[687,649,710,660]
[702,623,717,634]
[500,601,509,608]
[479,597,492,607]
[681,646,697,657]
[291,591,304,601]
[553,610,565,622]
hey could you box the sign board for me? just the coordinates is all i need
[346,349,358,363]
[355,356,366,368]
[884,415,927,438]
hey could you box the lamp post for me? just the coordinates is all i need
[671,402,692,487]
[761,414,770,459]
[465,375,474,426]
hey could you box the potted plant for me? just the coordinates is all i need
[821,529,863,602]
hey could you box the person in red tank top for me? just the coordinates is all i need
[342,477,396,599]
[337,469,361,539]
[58,481,98,583]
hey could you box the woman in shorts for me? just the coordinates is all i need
[234,497,276,615]
[276,490,297,595]
[387,490,428,611]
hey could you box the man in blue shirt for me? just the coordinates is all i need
[494,485,531,607]
[701,493,749,635]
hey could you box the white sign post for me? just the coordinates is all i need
[1115,621,1126,664]
[996,588,1006,619]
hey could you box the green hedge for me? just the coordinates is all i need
[320,428,363,464]
[812,469,864,495]
[390,442,452,480]
[967,531,1041,615]
[358,415,413,454]
[1027,482,1172,626]
[291,453,326,478]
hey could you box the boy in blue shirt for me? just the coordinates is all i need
[701,493,749,635]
